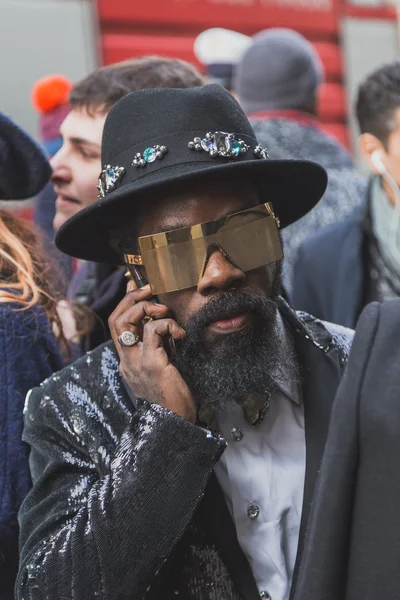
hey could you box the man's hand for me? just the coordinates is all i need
[109,281,196,423]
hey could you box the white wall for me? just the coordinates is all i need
[0,0,99,140]
[341,17,399,167]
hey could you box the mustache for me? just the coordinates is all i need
[182,288,278,332]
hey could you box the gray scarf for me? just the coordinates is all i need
[370,175,400,279]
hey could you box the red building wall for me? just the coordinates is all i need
[97,0,348,145]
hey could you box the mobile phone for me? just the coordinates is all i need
[126,264,154,296]
[126,264,177,364]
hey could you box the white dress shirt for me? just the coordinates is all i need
[213,344,305,600]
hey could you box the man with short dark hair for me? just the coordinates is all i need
[18,84,353,600]
[51,56,204,349]
[234,28,366,293]
[292,60,400,328]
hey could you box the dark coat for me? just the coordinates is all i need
[0,303,63,600]
[17,301,353,600]
[291,204,366,329]
[296,299,400,600]
[68,262,126,352]
[250,116,367,294]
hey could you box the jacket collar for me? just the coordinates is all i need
[276,311,301,405]
[289,317,344,598]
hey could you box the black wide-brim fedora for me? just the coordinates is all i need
[56,84,327,265]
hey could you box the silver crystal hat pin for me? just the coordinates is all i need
[97,165,126,199]
[188,131,250,158]
[132,144,168,168]
[188,131,269,160]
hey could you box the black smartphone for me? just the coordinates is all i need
[126,264,154,296]
[126,264,177,364]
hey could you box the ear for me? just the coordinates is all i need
[359,133,386,174]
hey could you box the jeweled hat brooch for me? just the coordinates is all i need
[132,145,168,168]
[188,131,250,158]
[97,165,125,199]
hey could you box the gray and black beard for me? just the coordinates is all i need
[175,288,299,416]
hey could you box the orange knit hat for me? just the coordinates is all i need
[31,75,72,114]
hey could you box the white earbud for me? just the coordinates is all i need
[371,149,386,175]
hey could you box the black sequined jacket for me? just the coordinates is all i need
[17,302,353,600]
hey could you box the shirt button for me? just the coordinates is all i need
[230,427,244,442]
[247,503,260,520]
[260,592,271,600]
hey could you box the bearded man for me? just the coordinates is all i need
[17,85,353,600]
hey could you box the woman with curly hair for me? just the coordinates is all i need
[0,113,64,599]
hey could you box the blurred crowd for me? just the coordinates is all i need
[2,24,400,600]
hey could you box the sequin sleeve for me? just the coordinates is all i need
[17,344,226,600]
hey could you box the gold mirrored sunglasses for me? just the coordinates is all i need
[124,202,282,295]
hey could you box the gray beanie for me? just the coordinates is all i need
[234,28,324,115]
